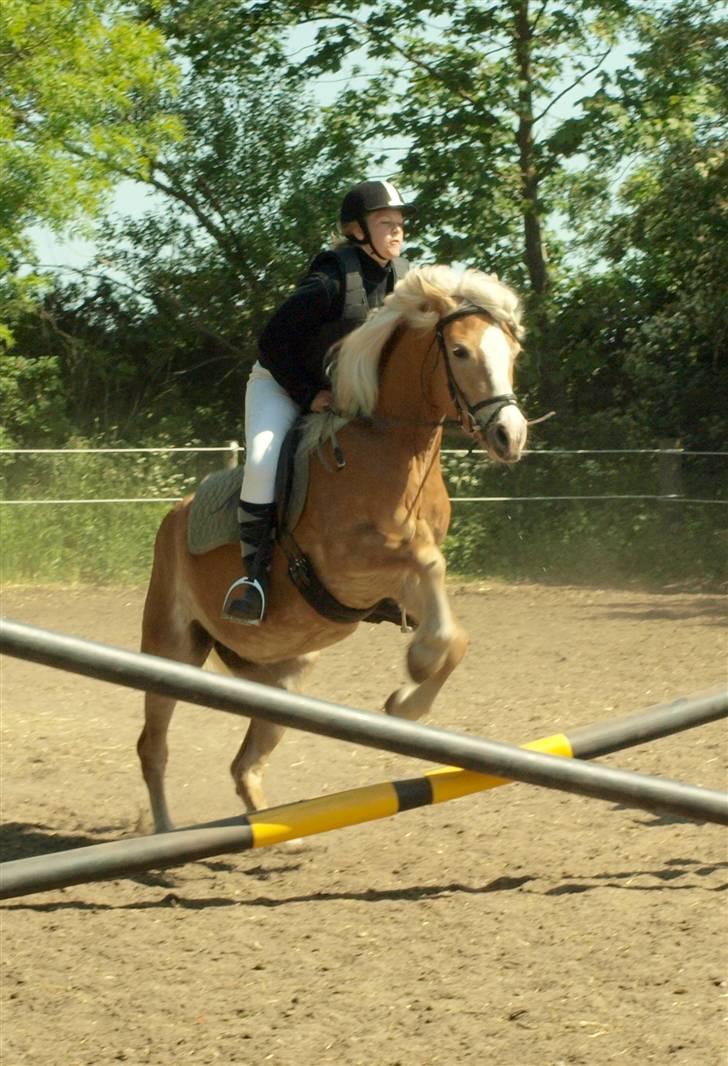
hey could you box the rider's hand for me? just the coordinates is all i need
[310,389,333,413]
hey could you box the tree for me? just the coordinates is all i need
[5,0,723,448]
[241,2,635,290]
[596,142,726,451]
[220,0,642,408]
[1,2,369,440]
[0,0,180,265]
[90,57,369,426]
[4,56,370,441]
[543,0,727,447]
[230,0,726,417]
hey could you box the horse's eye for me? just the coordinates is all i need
[452,344,470,360]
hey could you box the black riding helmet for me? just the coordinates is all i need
[340,180,416,228]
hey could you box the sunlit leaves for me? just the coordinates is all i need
[0,0,181,257]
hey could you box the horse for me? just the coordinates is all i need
[138,264,528,832]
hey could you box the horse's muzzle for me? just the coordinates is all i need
[482,405,528,463]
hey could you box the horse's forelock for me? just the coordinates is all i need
[455,268,525,340]
[386,264,523,338]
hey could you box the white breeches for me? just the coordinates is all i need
[240,362,301,504]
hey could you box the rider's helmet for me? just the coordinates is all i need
[339,180,416,228]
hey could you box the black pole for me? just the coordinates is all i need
[568,689,728,758]
[0,822,256,900]
[1,618,726,826]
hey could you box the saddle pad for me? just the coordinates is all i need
[187,466,243,555]
[187,427,313,556]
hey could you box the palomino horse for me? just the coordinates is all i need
[138,265,528,831]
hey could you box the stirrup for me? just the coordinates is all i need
[222,575,267,625]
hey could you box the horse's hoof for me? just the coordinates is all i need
[385,683,423,720]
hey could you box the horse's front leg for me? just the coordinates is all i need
[384,533,469,720]
[385,627,468,720]
[404,536,458,682]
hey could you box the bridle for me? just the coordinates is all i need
[435,303,522,435]
[325,302,552,446]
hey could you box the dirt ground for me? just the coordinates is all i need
[0,581,726,1066]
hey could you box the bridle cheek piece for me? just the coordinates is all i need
[435,304,521,436]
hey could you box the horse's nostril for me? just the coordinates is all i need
[494,426,509,453]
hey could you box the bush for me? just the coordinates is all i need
[1,446,725,589]
[0,443,227,584]
[441,451,727,588]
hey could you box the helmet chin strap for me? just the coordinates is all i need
[352,218,389,264]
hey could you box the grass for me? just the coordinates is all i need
[1,449,725,590]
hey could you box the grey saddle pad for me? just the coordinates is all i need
[187,466,243,555]
[187,443,311,556]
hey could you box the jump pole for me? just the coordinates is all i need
[1,691,726,899]
[1,618,727,825]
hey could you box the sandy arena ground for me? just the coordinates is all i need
[0,581,726,1065]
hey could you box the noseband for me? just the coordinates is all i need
[435,304,522,434]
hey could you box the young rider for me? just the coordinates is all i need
[222,179,416,624]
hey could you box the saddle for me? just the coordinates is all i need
[187,421,415,630]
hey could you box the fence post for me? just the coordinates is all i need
[227,440,241,469]
[658,438,683,533]
[658,439,683,499]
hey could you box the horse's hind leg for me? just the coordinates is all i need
[223,653,319,812]
[138,605,212,832]
[137,694,178,833]
[231,719,287,812]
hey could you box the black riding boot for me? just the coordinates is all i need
[222,501,276,625]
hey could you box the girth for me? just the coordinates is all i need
[278,528,376,625]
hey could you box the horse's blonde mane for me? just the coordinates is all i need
[299,264,523,454]
[334,265,523,417]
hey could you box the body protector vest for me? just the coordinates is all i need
[302,245,409,391]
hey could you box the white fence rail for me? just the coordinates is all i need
[1,445,726,507]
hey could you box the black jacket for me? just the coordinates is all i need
[258,245,408,410]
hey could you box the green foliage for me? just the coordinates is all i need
[243,0,633,291]
[445,500,726,589]
[0,442,222,583]
[0,502,167,585]
[233,0,725,413]
[2,53,371,441]
[0,353,73,446]
[1,448,724,588]
[0,0,181,259]
[0,0,725,591]
[542,139,727,452]
[99,64,369,318]
[441,451,726,588]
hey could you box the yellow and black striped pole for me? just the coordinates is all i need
[1,618,726,898]
[1,731,573,897]
[3,695,725,899]
[246,733,572,848]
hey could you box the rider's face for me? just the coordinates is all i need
[354,209,405,261]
